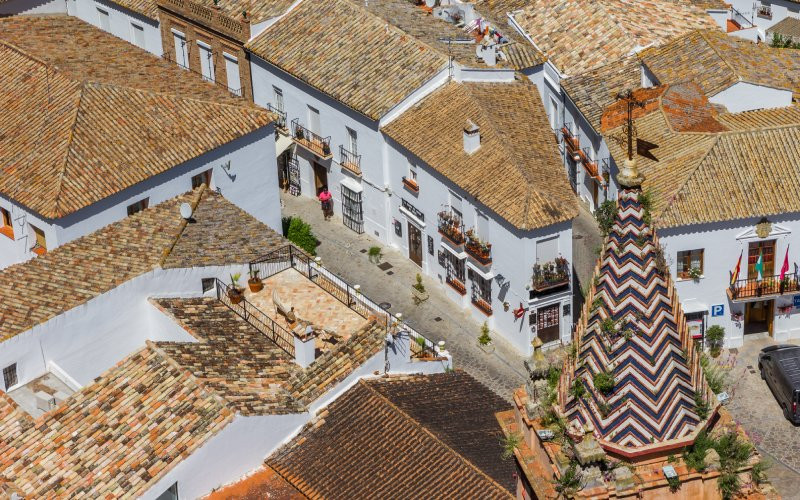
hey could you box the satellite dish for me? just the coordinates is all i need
[180,202,193,220]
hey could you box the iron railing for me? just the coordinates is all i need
[339,146,362,176]
[215,278,296,356]
[291,119,331,158]
[161,52,243,96]
[248,245,442,359]
[438,210,465,245]
[730,6,754,28]
[729,272,800,300]
[471,286,493,315]
[266,104,287,131]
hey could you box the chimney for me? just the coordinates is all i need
[463,120,480,155]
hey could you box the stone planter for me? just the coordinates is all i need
[479,342,495,354]
[411,286,429,303]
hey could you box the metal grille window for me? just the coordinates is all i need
[3,363,17,389]
[537,304,561,344]
[341,185,364,234]
[469,270,492,303]
[445,251,466,288]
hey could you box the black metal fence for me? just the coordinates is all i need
[729,272,800,300]
[215,278,296,356]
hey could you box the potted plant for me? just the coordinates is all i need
[687,267,702,282]
[478,322,494,353]
[228,273,244,304]
[322,142,331,156]
[705,325,725,358]
[248,269,263,293]
[411,273,428,303]
[295,126,304,141]
[368,246,382,263]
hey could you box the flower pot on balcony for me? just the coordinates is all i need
[295,128,304,141]
[228,287,244,304]
[322,143,331,156]
[248,278,263,293]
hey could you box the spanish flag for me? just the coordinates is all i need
[731,250,742,285]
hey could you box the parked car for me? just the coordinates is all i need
[759,344,800,424]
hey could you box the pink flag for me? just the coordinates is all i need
[780,245,790,281]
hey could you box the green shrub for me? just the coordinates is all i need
[500,432,522,460]
[694,391,710,420]
[683,430,714,472]
[478,322,492,346]
[554,462,582,497]
[570,379,586,399]
[595,200,619,237]
[281,216,292,236]
[706,325,724,357]
[750,459,770,486]
[667,474,681,493]
[368,246,382,263]
[593,371,615,395]
[286,217,317,255]
[700,354,727,394]
[547,366,562,389]
[638,189,654,226]
[413,273,426,293]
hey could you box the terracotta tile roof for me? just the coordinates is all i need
[347,0,545,70]
[0,188,286,342]
[604,86,800,228]
[0,346,235,497]
[766,16,800,39]
[153,297,387,413]
[246,0,448,120]
[562,55,643,131]
[113,0,159,19]
[0,16,271,218]
[367,372,517,492]
[268,373,513,499]
[512,0,717,75]
[382,80,578,230]
[205,466,304,500]
[640,29,800,97]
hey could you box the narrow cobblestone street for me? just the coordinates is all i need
[281,192,530,401]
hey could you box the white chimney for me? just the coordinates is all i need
[463,119,480,154]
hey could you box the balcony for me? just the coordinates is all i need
[757,5,772,19]
[471,289,493,316]
[446,275,467,295]
[402,176,419,193]
[582,148,603,183]
[339,145,361,176]
[438,211,464,247]
[266,104,287,133]
[465,229,491,266]
[531,257,569,295]
[291,119,332,159]
[562,125,581,162]
[728,273,800,301]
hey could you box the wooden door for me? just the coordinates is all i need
[313,162,328,195]
[408,223,423,267]
[537,304,561,343]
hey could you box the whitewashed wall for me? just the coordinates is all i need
[67,0,163,56]
[662,214,800,348]
[729,0,800,32]
[0,0,66,15]
[709,81,793,113]
[0,126,279,269]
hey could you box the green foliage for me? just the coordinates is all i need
[568,342,578,361]
[368,245,382,263]
[717,471,741,500]
[771,32,800,49]
[700,353,727,394]
[415,336,427,349]
[638,189,654,226]
[281,216,292,237]
[600,317,617,335]
[229,273,241,288]
[570,379,586,400]
[694,391,711,420]
[597,400,611,418]
[478,322,492,346]
[706,325,725,358]
[413,273,426,293]
[286,217,318,255]
[595,200,619,237]
[683,430,714,472]
[554,462,582,498]
[750,459,770,486]
[500,432,522,460]
[593,371,615,395]
[667,474,681,493]
[667,454,677,464]
[547,366,562,389]
[684,430,754,499]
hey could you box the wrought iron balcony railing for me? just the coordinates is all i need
[339,145,361,176]
[291,118,332,159]
[266,104,287,131]
[729,272,800,301]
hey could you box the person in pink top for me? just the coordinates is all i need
[318,186,333,221]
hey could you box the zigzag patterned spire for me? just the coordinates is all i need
[561,189,706,448]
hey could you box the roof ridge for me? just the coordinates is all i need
[698,29,740,82]
[0,39,51,71]
[158,184,208,267]
[51,83,87,218]
[358,379,513,496]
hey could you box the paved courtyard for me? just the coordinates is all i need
[721,338,800,498]
[280,192,530,401]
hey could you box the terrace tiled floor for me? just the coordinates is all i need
[7,372,74,418]
[245,268,367,340]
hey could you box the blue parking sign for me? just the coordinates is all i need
[711,304,724,317]
[794,295,800,308]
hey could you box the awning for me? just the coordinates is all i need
[466,260,494,280]
[340,177,363,193]
[440,241,466,259]
[681,299,708,314]
[275,134,294,157]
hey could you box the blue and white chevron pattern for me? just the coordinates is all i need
[564,189,701,448]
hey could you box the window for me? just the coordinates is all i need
[346,127,358,155]
[537,236,559,264]
[308,105,321,135]
[676,249,704,279]
[0,207,12,239]
[155,482,178,500]
[748,240,775,278]
[444,251,466,294]
[30,225,46,254]
[172,30,189,69]
[191,170,211,189]
[548,95,559,129]
[340,185,364,234]
[198,41,214,82]
[408,161,418,181]
[97,8,110,31]
[2,364,17,390]
[469,270,492,303]
[223,52,241,95]
[273,86,284,111]
[131,23,145,48]
[537,304,561,344]
[427,235,434,255]
[127,198,149,216]
[201,278,215,293]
